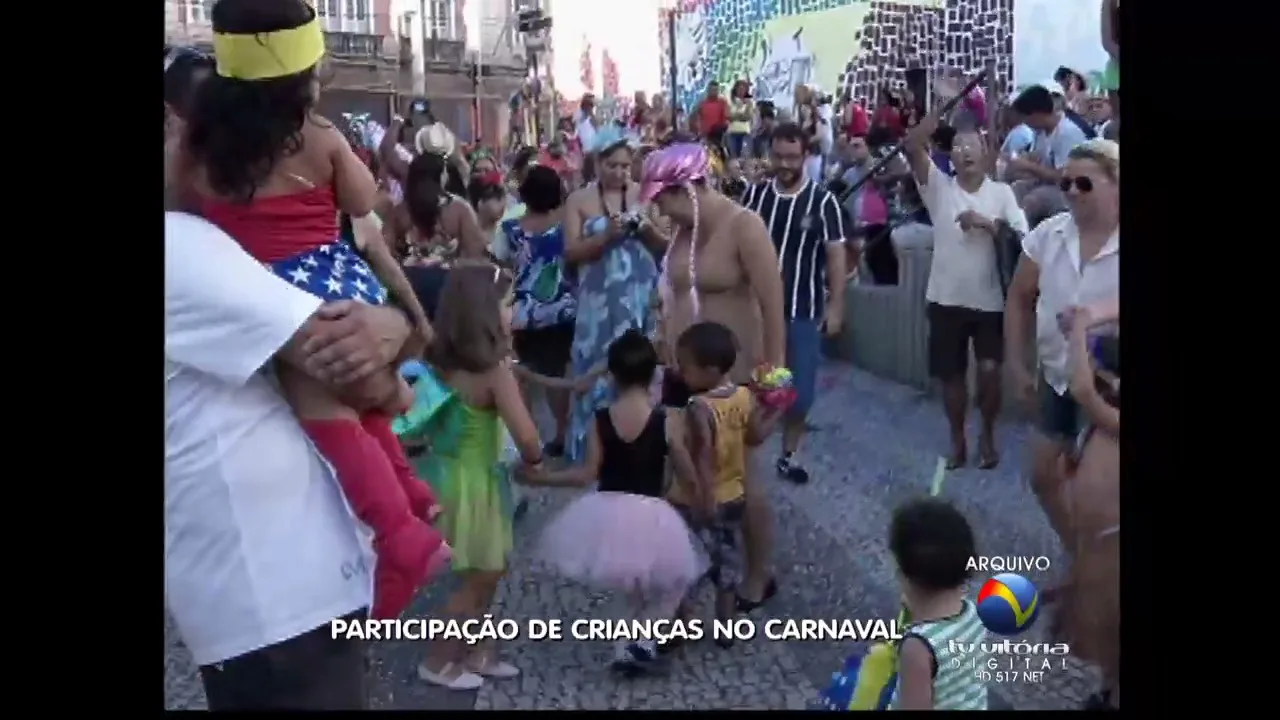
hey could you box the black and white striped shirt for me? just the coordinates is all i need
[742,178,846,320]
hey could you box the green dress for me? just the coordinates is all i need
[398,370,514,572]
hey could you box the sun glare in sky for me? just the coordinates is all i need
[549,0,663,99]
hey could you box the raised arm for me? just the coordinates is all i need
[379,117,412,185]
[1101,0,1120,58]
[903,104,943,188]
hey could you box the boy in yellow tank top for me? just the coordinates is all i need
[667,322,782,647]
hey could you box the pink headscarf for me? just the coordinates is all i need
[641,143,711,316]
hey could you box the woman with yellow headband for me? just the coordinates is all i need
[179,0,450,628]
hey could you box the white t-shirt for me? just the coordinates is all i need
[576,112,598,154]
[1021,212,1120,395]
[165,212,373,666]
[1033,114,1089,170]
[919,163,1029,312]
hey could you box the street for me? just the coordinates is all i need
[165,362,1097,710]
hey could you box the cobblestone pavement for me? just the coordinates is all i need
[165,362,1098,710]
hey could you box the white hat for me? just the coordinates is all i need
[415,122,457,157]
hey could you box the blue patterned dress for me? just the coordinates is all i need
[566,215,660,461]
[502,218,576,330]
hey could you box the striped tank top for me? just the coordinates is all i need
[889,600,989,710]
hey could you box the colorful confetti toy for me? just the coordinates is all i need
[751,365,797,411]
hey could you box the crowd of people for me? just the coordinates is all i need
[164,0,1119,711]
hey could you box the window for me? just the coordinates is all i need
[187,0,213,23]
[428,0,452,40]
[317,1,372,34]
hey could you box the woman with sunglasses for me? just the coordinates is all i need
[1003,139,1119,551]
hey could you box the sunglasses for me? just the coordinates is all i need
[1059,176,1094,193]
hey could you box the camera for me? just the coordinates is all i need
[622,212,643,234]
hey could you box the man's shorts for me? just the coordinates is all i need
[1038,378,1083,442]
[927,303,1004,382]
[786,318,823,419]
[674,497,745,593]
[512,322,574,378]
[199,608,368,710]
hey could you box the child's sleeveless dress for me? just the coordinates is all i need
[408,372,515,572]
[537,408,701,594]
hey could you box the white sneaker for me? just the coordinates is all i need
[469,658,520,679]
[417,662,485,690]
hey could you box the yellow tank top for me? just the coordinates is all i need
[667,387,752,507]
[728,99,752,135]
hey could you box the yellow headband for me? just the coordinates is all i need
[213,17,324,81]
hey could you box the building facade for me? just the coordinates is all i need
[165,0,410,122]
[661,0,1014,114]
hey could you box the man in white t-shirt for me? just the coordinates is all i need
[1003,139,1119,542]
[904,110,1029,470]
[165,212,417,709]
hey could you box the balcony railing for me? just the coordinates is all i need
[325,31,382,59]
[424,38,466,64]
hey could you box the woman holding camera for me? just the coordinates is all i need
[562,130,669,462]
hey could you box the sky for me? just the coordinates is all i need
[548,0,662,99]
[1014,0,1108,89]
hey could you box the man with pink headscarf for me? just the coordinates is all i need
[640,141,789,613]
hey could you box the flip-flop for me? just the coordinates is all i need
[977,450,1000,470]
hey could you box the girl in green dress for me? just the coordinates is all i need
[415,264,546,691]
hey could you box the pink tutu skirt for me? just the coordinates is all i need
[537,491,702,595]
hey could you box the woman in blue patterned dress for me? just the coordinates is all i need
[502,165,577,455]
[562,129,668,462]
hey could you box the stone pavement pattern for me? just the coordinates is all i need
[164,362,1098,710]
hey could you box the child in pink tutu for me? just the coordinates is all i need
[518,330,701,676]
[666,322,783,648]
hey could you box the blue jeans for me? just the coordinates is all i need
[786,318,823,420]
[726,132,749,158]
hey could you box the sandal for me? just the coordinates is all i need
[735,577,778,613]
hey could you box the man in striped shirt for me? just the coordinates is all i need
[742,122,847,484]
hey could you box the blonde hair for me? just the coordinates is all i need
[1067,139,1119,181]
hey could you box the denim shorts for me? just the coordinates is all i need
[1038,378,1082,441]
[786,318,823,419]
